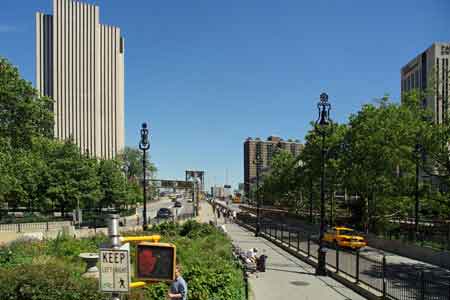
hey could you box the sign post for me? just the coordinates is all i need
[105,214,126,300]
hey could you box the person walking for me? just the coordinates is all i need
[168,264,187,300]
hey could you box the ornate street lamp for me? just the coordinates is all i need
[139,122,150,230]
[315,92,331,276]
[254,153,262,237]
[413,143,424,240]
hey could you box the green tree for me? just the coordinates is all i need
[0,57,53,149]
[340,95,429,232]
[117,146,157,180]
[98,160,128,209]
[44,140,101,215]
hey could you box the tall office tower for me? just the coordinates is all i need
[36,0,125,159]
[243,136,303,197]
[401,43,450,124]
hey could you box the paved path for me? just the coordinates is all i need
[198,201,367,300]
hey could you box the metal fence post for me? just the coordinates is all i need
[275,224,278,240]
[356,249,360,284]
[419,270,426,300]
[17,223,21,233]
[382,255,387,299]
[448,275,450,300]
[244,268,249,300]
[297,231,300,252]
[336,245,340,273]
[46,221,49,232]
[307,235,310,257]
[288,230,291,247]
[447,224,450,250]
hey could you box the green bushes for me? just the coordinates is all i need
[0,262,107,300]
[0,221,244,300]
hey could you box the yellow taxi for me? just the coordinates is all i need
[323,226,367,249]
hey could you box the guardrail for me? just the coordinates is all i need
[237,215,450,300]
[0,221,73,233]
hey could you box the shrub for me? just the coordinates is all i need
[0,221,243,300]
[179,220,215,238]
[0,262,107,300]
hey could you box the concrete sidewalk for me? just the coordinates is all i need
[198,201,367,300]
[228,224,367,300]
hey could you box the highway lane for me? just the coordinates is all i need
[136,196,194,223]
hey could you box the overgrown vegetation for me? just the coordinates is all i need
[0,220,244,300]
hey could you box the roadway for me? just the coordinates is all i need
[136,196,194,223]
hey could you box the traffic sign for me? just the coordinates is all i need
[99,249,130,293]
[136,242,176,281]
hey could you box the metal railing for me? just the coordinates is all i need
[238,215,450,300]
[0,221,73,233]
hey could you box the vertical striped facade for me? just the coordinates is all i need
[36,0,124,159]
[401,43,450,124]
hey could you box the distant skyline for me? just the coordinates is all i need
[0,0,449,189]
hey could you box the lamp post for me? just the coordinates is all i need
[315,92,331,276]
[194,178,200,217]
[309,176,314,223]
[414,143,422,239]
[139,122,150,230]
[254,153,261,237]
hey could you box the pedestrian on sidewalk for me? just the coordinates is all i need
[168,264,187,300]
[231,210,237,222]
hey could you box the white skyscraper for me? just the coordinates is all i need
[36,0,125,159]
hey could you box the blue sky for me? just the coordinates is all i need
[0,1,449,189]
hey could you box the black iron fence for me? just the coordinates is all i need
[237,214,450,300]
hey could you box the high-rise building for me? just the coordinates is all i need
[36,0,125,159]
[211,186,225,198]
[401,43,450,124]
[243,136,303,196]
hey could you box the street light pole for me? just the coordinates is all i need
[315,92,331,276]
[310,177,313,223]
[414,143,421,239]
[255,153,261,237]
[139,123,150,230]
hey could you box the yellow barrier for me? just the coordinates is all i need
[120,235,161,243]
[130,281,146,288]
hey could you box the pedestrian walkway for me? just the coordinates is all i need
[197,201,367,300]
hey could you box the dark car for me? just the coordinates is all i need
[156,208,173,219]
[174,201,182,208]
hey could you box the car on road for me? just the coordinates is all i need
[156,208,173,219]
[174,201,182,208]
[323,226,367,249]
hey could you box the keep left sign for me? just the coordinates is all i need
[99,249,130,293]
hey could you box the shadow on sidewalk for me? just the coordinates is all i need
[265,267,315,276]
